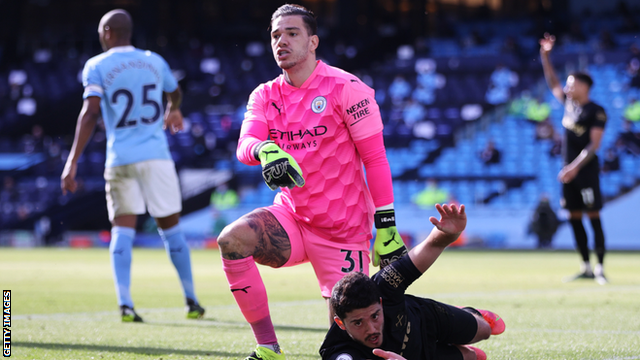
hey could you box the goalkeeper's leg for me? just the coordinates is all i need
[222,257,278,349]
[218,207,301,356]
[304,234,370,325]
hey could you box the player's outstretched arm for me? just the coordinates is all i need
[61,97,100,195]
[408,203,467,273]
[372,348,406,360]
[539,33,564,103]
[164,87,184,134]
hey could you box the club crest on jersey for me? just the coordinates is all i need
[311,96,327,113]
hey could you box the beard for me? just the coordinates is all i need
[278,60,296,70]
[276,50,308,70]
[350,332,382,348]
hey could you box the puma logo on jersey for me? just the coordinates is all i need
[271,102,281,115]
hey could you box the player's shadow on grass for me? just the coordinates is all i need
[146,318,328,333]
[13,341,243,357]
[202,318,330,333]
[274,323,328,333]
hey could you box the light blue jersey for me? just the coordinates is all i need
[82,46,177,167]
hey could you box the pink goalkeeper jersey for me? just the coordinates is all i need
[238,61,385,243]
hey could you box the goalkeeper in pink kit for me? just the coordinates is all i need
[217,4,405,360]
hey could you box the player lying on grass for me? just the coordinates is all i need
[320,204,505,360]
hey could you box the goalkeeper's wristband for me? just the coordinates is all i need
[253,140,274,161]
[374,210,396,229]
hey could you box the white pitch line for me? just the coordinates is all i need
[413,284,640,299]
[509,328,640,335]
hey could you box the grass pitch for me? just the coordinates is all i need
[1,248,639,359]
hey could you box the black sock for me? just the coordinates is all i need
[590,217,606,265]
[570,218,590,262]
[462,306,482,317]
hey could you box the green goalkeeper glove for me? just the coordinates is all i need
[254,140,305,191]
[372,209,408,268]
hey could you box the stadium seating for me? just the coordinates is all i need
[2,12,640,235]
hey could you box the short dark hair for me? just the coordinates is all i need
[330,271,380,320]
[570,71,594,88]
[102,9,133,40]
[270,4,317,36]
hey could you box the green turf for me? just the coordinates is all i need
[1,248,639,359]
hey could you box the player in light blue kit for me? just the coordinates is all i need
[61,9,205,322]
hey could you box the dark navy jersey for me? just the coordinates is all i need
[561,98,607,164]
[319,255,423,360]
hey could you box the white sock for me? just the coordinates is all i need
[594,263,604,276]
[580,261,593,274]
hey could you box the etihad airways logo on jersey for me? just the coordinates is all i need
[275,140,318,151]
[269,125,327,141]
[346,98,373,126]
[270,126,327,151]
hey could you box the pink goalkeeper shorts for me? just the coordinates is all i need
[267,203,371,298]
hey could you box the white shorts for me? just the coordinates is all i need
[104,159,182,221]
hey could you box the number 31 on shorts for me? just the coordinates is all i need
[340,250,364,273]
